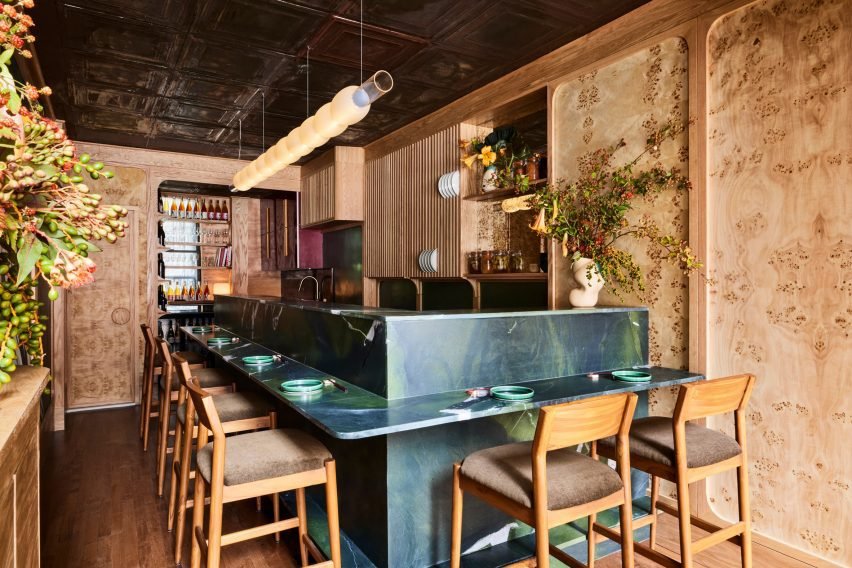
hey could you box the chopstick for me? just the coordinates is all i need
[325,378,347,393]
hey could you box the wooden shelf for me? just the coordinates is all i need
[464,272,547,281]
[164,266,231,270]
[166,300,213,306]
[463,179,547,202]
[163,241,230,247]
[158,215,230,225]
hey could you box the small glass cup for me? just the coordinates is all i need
[494,250,510,273]
[510,251,524,273]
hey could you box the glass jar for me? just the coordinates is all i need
[480,250,495,274]
[466,251,481,274]
[510,251,525,273]
[494,250,510,273]
[526,154,540,181]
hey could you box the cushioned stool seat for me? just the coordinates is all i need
[460,441,623,510]
[160,367,233,391]
[197,429,331,486]
[177,391,269,425]
[599,416,741,469]
[155,350,204,368]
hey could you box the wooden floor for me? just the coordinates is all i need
[41,407,814,568]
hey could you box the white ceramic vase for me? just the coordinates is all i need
[568,257,604,308]
[481,165,498,192]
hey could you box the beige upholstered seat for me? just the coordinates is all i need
[177,391,270,425]
[599,416,741,469]
[197,429,331,486]
[460,441,623,510]
[155,350,204,368]
[160,366,233,391]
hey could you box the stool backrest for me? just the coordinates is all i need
[172,352,193,413]
[533,392,638,453]
[185,377,226,449]
[673,374,755,423]
[141,323,156,370]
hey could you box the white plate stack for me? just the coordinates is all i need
[418,249,439,273]
[437,170,460,198]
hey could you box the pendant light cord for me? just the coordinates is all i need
[360,0,363,83]
[237,118,242,161]
[261,92,265,151]
[306,45,311,118]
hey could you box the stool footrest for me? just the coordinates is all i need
[549,543,585,568]
[693,521,745,554]
[656,501,743,546]
[220,517,299,547]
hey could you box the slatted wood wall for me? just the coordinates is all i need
[300,162,334,226]
[365,125,461,278]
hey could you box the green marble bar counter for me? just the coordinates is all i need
[182,323,702,568]
[214,294,652,400]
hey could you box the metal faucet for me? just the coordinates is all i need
[298,276,319,301]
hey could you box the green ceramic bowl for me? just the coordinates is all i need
[192,326,213,333]
[206,337,231,346]
[242,355,275,366]
[490,385,534,401]
[280,379,325,394]
[611,370,652,383]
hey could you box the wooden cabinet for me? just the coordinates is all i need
[300,146,364,229]
[260,197,296,272]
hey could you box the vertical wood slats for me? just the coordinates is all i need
[365,125,461,278]
[300,163,334,226]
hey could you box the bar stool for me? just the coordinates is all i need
[186,377,342,568]
[140,323,206,451]
[155,338,236,496]
[169,353,277,566]
[451,392,638,568]
[597,374,756,568]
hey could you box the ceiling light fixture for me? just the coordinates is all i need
[232,1,393,191]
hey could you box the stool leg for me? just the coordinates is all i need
[191,476,206,568]
[619,497,634,568]
[273,492,281,544]
[324,460,342,568]
[676,476,693,567]
[174,423,195,565]
[208,480,224,568]
[737,463,752,567]
[296,488,308,566]
[450,464,463,568]
[168,416,183,531]
[156,386,170,496]
[141,373,155,450]
[139,366,149,439]
[587,513,596,567]
[649,475,660,550]
[534,504,549,568]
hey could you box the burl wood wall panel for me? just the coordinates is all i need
[365,126,461,278]
[707,0,851,563]
[551,38,690,389]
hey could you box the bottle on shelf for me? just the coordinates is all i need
[186,198,195,219]
[166,320,175,345]
[188,281,196,302]
[214,199,222,220]
[539,237,548,273]
[157,253,165,278]
[221,200,229,221]
[200,199,208,220]
[202,282,210,301]
[157,222,166,246]
[157,320,164,338]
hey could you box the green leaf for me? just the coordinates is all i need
[15,233,41,285]
[0,127,14,142]
[0,49,13,66]
[7,88,20,114]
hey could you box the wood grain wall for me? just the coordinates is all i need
[365,126,461,278]
[706,0,851,563]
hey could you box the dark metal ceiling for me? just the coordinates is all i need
[32,0,648,162]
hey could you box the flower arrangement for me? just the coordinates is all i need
[459,125,531,193]
[527,122,703,300]
[0,0,128,386]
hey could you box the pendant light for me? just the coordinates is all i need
[232,2,394,192]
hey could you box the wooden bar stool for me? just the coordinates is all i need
[186,377,342,568]
[154,338,236,496]
[139,323,205,451]
[169,353,278,566]
[451,392,638,568]
[597,374,756,568]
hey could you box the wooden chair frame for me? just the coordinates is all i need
[139,324,205,451]
[186,378,342,568]
[597,374,756,568]
[169,353,277,566]
[154,338,233,496]
[451,392,638,568]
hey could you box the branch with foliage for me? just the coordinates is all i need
[528,122,703,300]
[0,0,128,387]
[459,125,531,193]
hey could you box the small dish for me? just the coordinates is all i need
[207,337,231,346]
[490,385,534,401]
[242,355,275,366]
[611,370,652,383]
[192,326,213,333]
[280,379,325,394]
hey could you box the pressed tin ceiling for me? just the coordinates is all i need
[31,0,649,162]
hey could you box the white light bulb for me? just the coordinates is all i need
[299,116,329,148]
[314,103,347,138]
[331,85,370,126]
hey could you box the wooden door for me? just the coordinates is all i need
[275,198,296,270]
[260,199,277,272]
[66,210,138,409]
